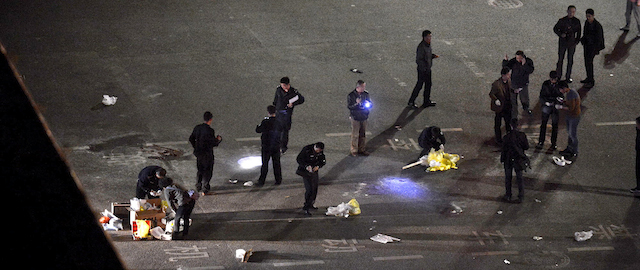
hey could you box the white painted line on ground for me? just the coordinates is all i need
[325,131,373,137]
[594,121,635,126]
[273,260,325,267]
[416,128,463,132]
[567,246,615,252]
[470,251,519,256]
[372,255,424,261]
[234,137,261,142]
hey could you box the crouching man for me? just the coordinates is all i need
[161,178,198,240]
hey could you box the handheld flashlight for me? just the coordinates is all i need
[363,100,372,109]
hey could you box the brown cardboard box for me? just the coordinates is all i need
[129,198,166,229]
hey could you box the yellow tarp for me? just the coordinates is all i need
[426,149,460,171]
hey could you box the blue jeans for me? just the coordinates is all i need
[566,116,580,154]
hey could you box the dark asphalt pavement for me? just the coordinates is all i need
[1,0,639,269]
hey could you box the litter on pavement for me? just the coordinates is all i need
[574,230,594,241]
[370,233,401,244]
[101,95,118,106]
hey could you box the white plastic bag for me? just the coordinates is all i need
[326,202,353,218]
[574,230,593,241]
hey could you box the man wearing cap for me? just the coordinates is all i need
[273,77,305,154]
[136,165,166,199]
[296,142,326,216]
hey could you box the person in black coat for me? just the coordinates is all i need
[136,165,166,199]
[255,105,283,186]
[189,111,222,194]
[408,30,439,108]
[632,116,640,193]
[418,126,446,157]
[502,51,535,116]
[537,71,563,150]
[501,121,530,203]
[273,77,305,154]
[296,142,326,216]
[347,80,371,156]
[581,8,605,85]
[554,5,581,82]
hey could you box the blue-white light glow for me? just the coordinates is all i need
[364,100,372,108]
[237,156,262,169]
[380,177,426,199]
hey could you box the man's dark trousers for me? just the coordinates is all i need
[173,200,195,239]
[196,153,214,193]
[302,172,319,210]
[258,149,282,185]
[504,160,524,199]
[276,110,292,152]
[557,42,576,80]
[584,49,597,81]
[409,69,432,104]
[539,107,559,146]
[494,110,512,142]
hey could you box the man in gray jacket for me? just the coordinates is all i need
[161,178,197,240]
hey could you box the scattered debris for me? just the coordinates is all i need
[102,95,118,106]
[574,230,594,241]
[370,233,401,244]
[497,210,503,215]
[243,181,254,187]
[533,236,543,241]
[350,68,363,73]
[235,249,253,262]
[553,156,573,166]
[503,259,511,265]
[99,209,123,231]
[229,179,238,184]
[534,199,542,203]
[326,199,361,218]
[450,202,463,214]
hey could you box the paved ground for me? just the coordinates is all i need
[1,0,639,269]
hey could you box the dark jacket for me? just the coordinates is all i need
[554,16,582,45]
[418,126,446,150]
[501,130,530,171]
[189,123,220,156]
[502,57,535,88]
[347,90,371,121]
[582,19,605,54]
[416,40,436,72]
[489,77,512,113]
[539,79,563,104]
[273,86,305,112]
[636,126,639,152]
[137,165,163,193]
[296,144,326,177]
[255,116,282,152]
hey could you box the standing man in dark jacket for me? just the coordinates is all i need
[581,8,605,85]
[347,80,371,156]
[255,105,282,186]
[136,165,166,199]
[296,142,326,216]
[631,116,640,193]
[160,178,197,240]
[502,51,535,116]
[189,111,222,195]
[408,30,439,109]
[554,5,581,83]
[501,121,530,203]
[489,67,513,144]
[418,126,446,157]
[273,76,305,154]
[537,71,563,150]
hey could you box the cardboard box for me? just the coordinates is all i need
[110,202,130,219]
[129,198,166,229]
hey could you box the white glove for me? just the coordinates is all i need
[494,99,501,106]
[306,166,313,173]
[555,104,563,110]
[544,102,552,106]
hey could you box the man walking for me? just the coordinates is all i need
[255,105,283,186]
[501,121,530,204]
[489,67,513,144]
[502,51,535,116]
[557,81,581,159]
[620,0,640,38]
[408,30,438,108]
[136,165,166,199]
[273,76,305,154]
[189,111,222,195]
[347,80,371,156]
[581,8,605,85]
[296,142,326,216]
[537,71,563,150]
[554,5,581,83]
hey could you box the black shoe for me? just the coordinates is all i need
[501,195,512,202]
[274,181,282,185]
[280,148,287,155]
[630,187,640,193]
[407,103,419,109]
[303,210,312,216]
[580,79,594,84]
[255,182,265,187]
[620,26,630,31]
[526,110,532,115]
[551,144,558,150]
[421,101,436,108]
[513,197,523,204]
[358,151,370,156]
[311,206,319,210]
[535,142,544,149]
[566,78,573,83]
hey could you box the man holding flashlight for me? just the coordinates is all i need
[347,80,371,157]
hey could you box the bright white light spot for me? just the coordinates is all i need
[237,156,262,169]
